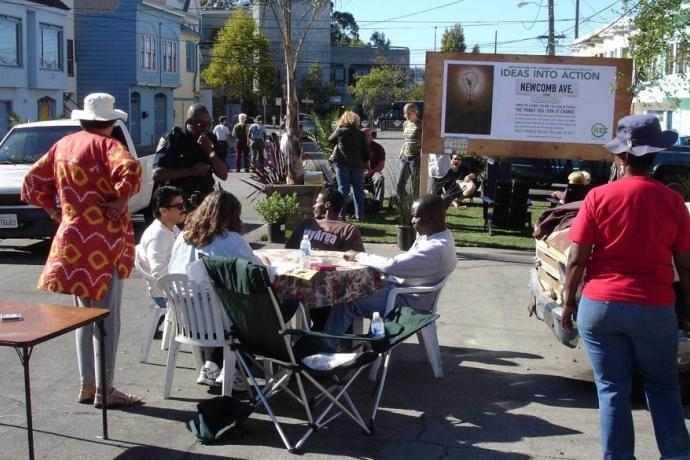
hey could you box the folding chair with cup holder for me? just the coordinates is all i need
[203,256,441,451]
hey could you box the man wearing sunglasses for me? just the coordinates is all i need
[136,186,187,308]
[153,104,229,207]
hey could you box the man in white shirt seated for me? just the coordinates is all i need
[323,194,457,338]
[135,186,187,307]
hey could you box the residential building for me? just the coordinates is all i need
[330,44,410,106]
[199,0,410,119]
[74,0,201,148]
[0,0,74,136]
[571,16,690,136]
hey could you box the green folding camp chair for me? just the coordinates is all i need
[203,256,440,452]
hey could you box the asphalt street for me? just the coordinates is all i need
[0,132,686,459]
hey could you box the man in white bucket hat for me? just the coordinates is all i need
[22,92,144,408]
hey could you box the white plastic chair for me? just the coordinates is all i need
[357,274,451,380]
[133,247,171,363]
[157,273,236,398]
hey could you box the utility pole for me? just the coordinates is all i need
[547,0,555,55]
[575,0,580,38]
[494,30,497,54]
[434,26,437,51]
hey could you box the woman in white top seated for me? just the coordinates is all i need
[168,189,269,388]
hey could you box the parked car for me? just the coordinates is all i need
[506,146,690,190]
[0,119,156,239]
[374,101,424,130]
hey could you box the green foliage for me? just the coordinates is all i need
[441,24,466,53]
[369,31,390,48]
[307,109,342,156]
[331,10,359,44]
[625,0,690,96]
[300,63,339,111]
[401,82,425,101]
[348,60,408,122]
[472,44,480,54]
[355,200,549,250]
[9,112,23,127]
[255,192,299,224]
[201,9,278,103]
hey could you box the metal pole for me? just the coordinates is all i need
[434,26,437,51]
[548,0,556,55]
[575,0,580,39]
[494,30,497,54]
[22,347,34,460]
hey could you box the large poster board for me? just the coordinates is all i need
[441,60,617,143]
[420,52,633,192]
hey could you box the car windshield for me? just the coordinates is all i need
[0,126,80,164]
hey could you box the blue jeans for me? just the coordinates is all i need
[577,296,690,460]
[334,164,365,220]
[397,155,420,201]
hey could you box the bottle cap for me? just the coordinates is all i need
[372,312,380,319]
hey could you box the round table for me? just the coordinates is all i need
[255,248,383,308]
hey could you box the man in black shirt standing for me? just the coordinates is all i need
[153,104,229,207]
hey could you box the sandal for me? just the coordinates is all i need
[94,388,144,408]
[78,387,96,404]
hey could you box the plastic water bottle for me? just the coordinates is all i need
[299,234,311,269]
[371,312,385,339]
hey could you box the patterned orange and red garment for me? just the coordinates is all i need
[21,131,142,300]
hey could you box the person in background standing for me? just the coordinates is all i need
[21,92,144,408]
[153,104,228,208]
[563,114,690,459]
[213,116,231,164]
[397,102,422,202]
[232,113,250,173]
[328,111,370,220]
[248,115,266,169]
[362,128,386,210]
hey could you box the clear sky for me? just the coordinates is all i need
[334,0,626,67]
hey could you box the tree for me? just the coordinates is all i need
[331,10,359,44]
[300,62,339,111]
[201,9,278,108]
[264,0,331,184]
[441,24,466,52]
[624,0,690,95]
[472,43,480,53]
[348,60,408,124]
[404,82,425,101]
[370,31,390,48]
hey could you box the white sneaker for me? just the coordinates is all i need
[215,369,248,392]
[196,361,221,386]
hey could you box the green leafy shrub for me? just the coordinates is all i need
[255,192,299,224]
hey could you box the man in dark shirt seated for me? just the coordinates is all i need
[153,104,229,208]
[436,154,477,208]
[362,128,385,210]
[285,187,365,252]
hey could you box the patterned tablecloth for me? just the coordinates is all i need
[255,248,383,308]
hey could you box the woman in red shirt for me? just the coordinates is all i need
[563,114,690,459]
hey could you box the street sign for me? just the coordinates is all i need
[301,98,314,104]
[261,96,267,107]
[275,98,282,106]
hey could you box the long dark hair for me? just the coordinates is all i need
[183,190,242,248]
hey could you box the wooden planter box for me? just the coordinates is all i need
[264,184,323,229]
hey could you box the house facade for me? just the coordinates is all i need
[0,0,74,136]
[75,0,200,148]
[571,17,690,137]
